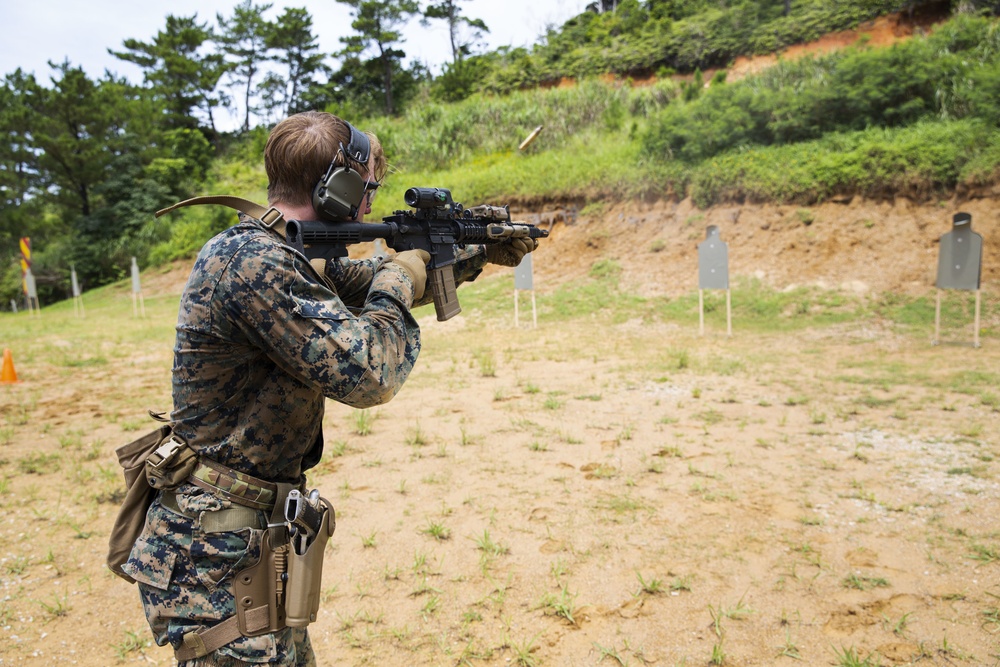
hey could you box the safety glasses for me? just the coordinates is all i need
[363,178,381,205]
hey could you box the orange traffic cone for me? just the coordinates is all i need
[1,349,18,383]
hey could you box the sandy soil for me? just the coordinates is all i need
[1,190,998,667]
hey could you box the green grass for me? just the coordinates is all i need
[421,521,451,541]
[420,266,999,343]
[371,123,670,212]
[414,269,901,335]
[842,573,891,591]
[635,571,665,596]
[535,585,579,625]
[832,645,883,667]
[473,530,510,557]
[112,630,150,660]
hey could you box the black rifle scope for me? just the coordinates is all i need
[405,187,453,209]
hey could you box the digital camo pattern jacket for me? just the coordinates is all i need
[123,216,486,664]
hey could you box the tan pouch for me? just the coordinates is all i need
[107,424,173,583]
[144,436,198,490]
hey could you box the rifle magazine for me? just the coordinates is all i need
[429,266,461,321]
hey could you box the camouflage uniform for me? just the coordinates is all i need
[124,215,486,665]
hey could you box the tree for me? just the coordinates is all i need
[216,0,274,132]
[267,7,330,116]
[422,0,489,65]
[23,61,125,218]
[71,144,174,286]
[336,0,420,115]
[587,0,619,13]
[310,54,427,119]
[0,71,41,228]
[0,70,47,297]
[108,15,226,132]
[11,62,169,293]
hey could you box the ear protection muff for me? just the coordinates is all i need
[312,121,372,221]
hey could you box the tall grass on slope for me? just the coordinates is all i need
[372,126,684,211]
[365,78,679,172]
[687,119,1000,207]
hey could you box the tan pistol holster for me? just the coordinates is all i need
[285,492,336,627]
[177,485,336,662]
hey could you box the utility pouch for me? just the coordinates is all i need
[107,423,173,583]
[285,493,336,627]
[144,436,198,491]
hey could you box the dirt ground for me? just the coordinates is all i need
[0,190,998,667]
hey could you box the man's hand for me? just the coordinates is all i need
[485,238,538,267]
[390,249,431,300]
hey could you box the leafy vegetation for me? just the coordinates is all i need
[642,14,1000,163]
[3,1,1000,307]
[464,0,936,94]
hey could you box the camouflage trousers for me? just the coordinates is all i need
[124,487,316,665]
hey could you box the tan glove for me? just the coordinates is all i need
[389,249,431,300]
[485,237,538,267]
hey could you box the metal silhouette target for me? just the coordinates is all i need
[934,213,984,348]
[697,225,732,336]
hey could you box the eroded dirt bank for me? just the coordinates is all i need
[513,194,998,302]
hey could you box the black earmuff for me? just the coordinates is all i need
[312,121,372,221]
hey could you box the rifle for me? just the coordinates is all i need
[285,187,548,321]
[157,188,548,322]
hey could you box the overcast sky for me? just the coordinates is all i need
[0,0,587,129]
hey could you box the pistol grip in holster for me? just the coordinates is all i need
[429,266,461,321]
[284,498,335,627]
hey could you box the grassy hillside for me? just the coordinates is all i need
[147,13,1000,264]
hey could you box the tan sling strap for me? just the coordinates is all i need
[156,195,336,287]
[156,195,285,235]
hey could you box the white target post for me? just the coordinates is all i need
[71,265,85,318]
[24,267,40,316]
[514,253,537,329]
[131,257,146,318]
[697,225,731,336]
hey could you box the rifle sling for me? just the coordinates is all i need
[156,196,287,238]
[156,195,339,290]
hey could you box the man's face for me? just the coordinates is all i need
[354,168,380,222]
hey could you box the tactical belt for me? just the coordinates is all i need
[144,435,298,660]
[190,457,278,511]
[159,490,266,533]
[146,436,280,511]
